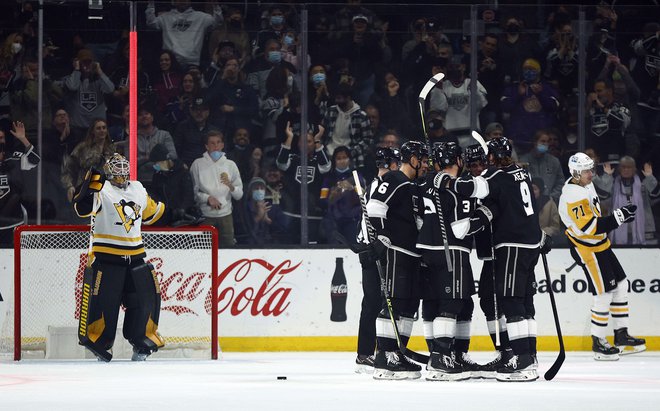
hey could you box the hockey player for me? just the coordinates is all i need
[558,153,646,360]
[462,144,514,378]
[445,136,548,382]
[417,142,492,381]
[72,153,166,361]
[365,141,428,380]
[354,147,401,373]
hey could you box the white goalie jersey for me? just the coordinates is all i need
[558,179,610,251]
[76,180,165,260]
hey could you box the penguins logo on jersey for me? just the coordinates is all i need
[113,199,141,233]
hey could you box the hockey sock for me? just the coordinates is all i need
[454,320,471,353]
[375,317,398,351]
[487,316,510,349]
[423,320,434,352]
[398,316,415,348]
[591,291,614,339]
[610,280,630,330]
[506,317,529,355]
[527,317,537,355]
[433,316,456,353]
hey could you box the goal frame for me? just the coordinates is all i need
[11,224,219,361]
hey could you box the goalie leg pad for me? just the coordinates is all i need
[78,261,126,359]
[122,262,165,353]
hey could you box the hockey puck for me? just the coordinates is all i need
[277,376,287,380]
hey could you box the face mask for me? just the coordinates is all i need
[523,69,538,83]
[447,69,462,82]
[252,189,266,201]
[153,163,162,172]
[209,150,224,161]
[506,24,520,34]
[270,15,284,26]
[335,166,350,173]
[229,19,241,28]
[284,35,295,47]
[11,43,22,54]
[536,144,549,154]
[312,72,326,86]
[267,51,282,64]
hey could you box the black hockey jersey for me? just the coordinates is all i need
[416,171,486,253]
[366,170,419,256]
[483,165,542,248]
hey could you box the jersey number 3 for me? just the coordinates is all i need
[520,181,534,216]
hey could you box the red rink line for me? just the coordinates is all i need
[0,375,36,387]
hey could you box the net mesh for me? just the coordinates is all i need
[0,227,217,360]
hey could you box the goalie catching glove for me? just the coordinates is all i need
[613,204,637,225]
[73,167,105,203]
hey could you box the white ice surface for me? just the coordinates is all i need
[1,351,659,411]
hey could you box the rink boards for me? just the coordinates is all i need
[1,248,658,352]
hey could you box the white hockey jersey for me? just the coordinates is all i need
[558,179,610,251]
[76,180,164,260]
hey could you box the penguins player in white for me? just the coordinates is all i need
[72,153,166,361]
[558,153,646,360]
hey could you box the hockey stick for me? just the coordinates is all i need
[489,225,501,347]
[418,73,453,274]
[541,253,565,380]
[471,130,489,157]
[352,170,429,364]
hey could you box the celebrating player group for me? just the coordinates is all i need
[352,134,646,382]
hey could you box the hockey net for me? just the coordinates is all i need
[0,225,219,361]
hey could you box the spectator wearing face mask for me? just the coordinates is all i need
[207,8,251,69]
[190,130,243,247]
[307,65,329,124]
[319,146,364,245]
[245,38,297,100]
[241,176,285,245]
[498,16,542,85]
[519,129,566,204]
[253,6,289,58]
[501,58,559,153]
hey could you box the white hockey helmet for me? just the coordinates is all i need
[568,152,594,179]
[104,153,130,188]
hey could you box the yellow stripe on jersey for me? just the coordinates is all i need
[575,246,605,294]
[91,245,146,256]
[93,233,142,242]
[143,197,165,225]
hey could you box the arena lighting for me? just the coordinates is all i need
[88,0,103,20]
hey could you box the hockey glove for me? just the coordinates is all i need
[368,235,391,260]
[613,204,637,225]
[540,230,553,255]
[433,172,453,190]
[475,205,493,225]
[73,168,105,203]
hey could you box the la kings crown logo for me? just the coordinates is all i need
[114,199,141,232]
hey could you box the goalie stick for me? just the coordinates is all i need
[418,73,453,274]
[352,170,429,364]
[541,253,565,380]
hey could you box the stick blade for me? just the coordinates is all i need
[418,72,445,101]
[543,350,566,380]
[471,130,489,156]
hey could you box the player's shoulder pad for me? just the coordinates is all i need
[382,169,409,185]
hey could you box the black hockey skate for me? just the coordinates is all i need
[614,328,646,356]
[592,336,620,361]
[480,349,513,379]
[454,351,481,379]
[426,351,470,381]
[355,354,375,374]
[373,350,421,380]
[495,353,538,382]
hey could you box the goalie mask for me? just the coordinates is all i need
[104,153,130,188]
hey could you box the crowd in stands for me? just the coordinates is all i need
[0,1,658,246]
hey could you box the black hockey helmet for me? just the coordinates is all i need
[487,136,512,159]
[431,141,462,167]
[462,144,487,164]
[375,147,402,169]
[400,140,429,163]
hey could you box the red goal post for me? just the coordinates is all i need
[3,225,219,361]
